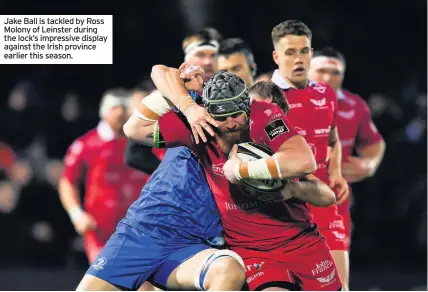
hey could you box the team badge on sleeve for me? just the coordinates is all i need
[264,119,289,141]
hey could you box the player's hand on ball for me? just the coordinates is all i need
[179,62,204,92]
[183,105,218,144]
[71,211,97,235]
[223,144,242,184]
[329,172,349,205]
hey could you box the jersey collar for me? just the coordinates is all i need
[336,89,345,100]
[271,69,316,90]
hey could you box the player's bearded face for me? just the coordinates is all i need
[214,113,249,147]
[188,49,218,82]
[309,67,344,91]
[273,35,312,88]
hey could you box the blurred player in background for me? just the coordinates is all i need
[270,20,350,290]
[217,38,257,86]
[309,47,385,288]
[58,89,149,263]
[254,70,274,83]
[182,27,222,82]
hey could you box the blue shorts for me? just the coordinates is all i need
[86,222,211,290]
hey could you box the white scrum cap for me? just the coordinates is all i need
[99,88,130,118]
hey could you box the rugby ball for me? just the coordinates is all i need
[236,142,286,192]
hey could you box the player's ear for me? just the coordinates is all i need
[272,50,279,65]
[309,48,314,59]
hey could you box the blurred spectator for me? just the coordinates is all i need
[368,93,403,140]
[10,159,33,187]
[0,180,26,266]
[0,81,40,153]
[45,93,93,159]
[15,159,74,267]
[0,142,16,176]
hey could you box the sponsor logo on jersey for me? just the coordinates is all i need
[289,103,303,109]
[310,98,326,107]
[313,84,327,94]
[337,110,356,119]
[312,260,334,276]
[245,262,265,272]
[246,272,265,283]
[92,257,107,271]
[212,163,225,177]
[316,269,336,286]
[294,126,307,136]
[329,220,345,230]
[264,119,289,141]
[314,128,330,135]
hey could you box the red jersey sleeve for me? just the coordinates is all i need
[62,138,88,185]
[158,111,194,148]
[356,99,383,149]
[250,101,299,152]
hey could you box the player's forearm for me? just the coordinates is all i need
[58,177,82,213]
[275,149,317,179]
[236,136,317,181]
[283,178,336,207]
[357,140,385,177]
[151,65,195,111]
[123,116,157,145]
[328,139,342,176]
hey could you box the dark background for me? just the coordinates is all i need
[0,0,426,290]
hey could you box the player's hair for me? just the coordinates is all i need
[249,81,290,115]
[313,47,346,66]
[182,27,223,53]
[218,38,257,75]
[102,88,130,99]
[271,20,312,45]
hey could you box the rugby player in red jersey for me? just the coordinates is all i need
[59,89,149,263]
[124,66,342,291]
[270,20,350,290]
[309,47,385,288]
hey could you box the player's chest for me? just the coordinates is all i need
[336,102,359,142]
[286,92,334,138]
[87,140,144,179]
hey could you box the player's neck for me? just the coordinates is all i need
[286,77,308,89]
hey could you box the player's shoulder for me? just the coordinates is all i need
[342,89,369,109]
[68,128,98,151]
